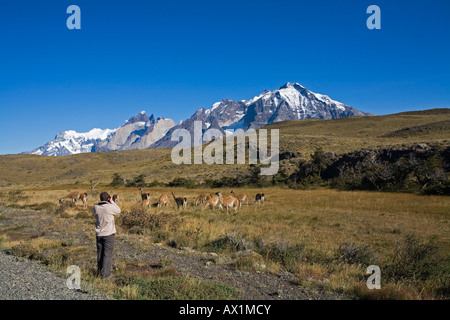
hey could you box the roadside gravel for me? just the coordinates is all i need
[0,250,108,300]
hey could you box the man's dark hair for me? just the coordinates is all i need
[100,192,111,202]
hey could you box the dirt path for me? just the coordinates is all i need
[0,250,107,300]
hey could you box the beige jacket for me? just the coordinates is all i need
[93,201,121,237]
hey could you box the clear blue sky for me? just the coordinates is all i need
[0,0,449,155]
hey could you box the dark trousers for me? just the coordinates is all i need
[96,234,115,278]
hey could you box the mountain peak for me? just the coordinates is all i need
[280,82,304,90]
[127,111,150,124]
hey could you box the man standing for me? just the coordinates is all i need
[93,192,121,279]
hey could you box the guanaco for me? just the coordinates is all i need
[255,193,265,204]
[172,192,187,209]
[231,190,249,207]
[216,192,239,214]
[139,188,151,207]
[112,194,119,204]
[157,194,171,208]
[202,194,223,211]
[195,193,212,206]
[59,191,88,209]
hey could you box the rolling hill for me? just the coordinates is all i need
[1,108,449,189]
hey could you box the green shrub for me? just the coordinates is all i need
[126,174,146,188]
[110,173,125,187]
[166,177,197,189]
[385,234,440,282]
[336,242,379,266]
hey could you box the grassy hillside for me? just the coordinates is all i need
[266,108,450,157]
[0,108,449,188]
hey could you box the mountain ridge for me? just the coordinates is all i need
[25,82,372,156]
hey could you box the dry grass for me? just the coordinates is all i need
[1,185,449,299]
[1,109,449,299]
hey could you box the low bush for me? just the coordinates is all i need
[166,178,197,189]
[336,242,379,266]
[256,241,305,271]
[120,208,183,233]
[385,234,441,282]
[203,232,252,253]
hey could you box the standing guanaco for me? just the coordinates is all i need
[231,190,249,207]
[216,192,239,214]
[202,194,223,211]
[59,191,88,209]
[157,194,171,208]
[195,193,212,206]
[172,192,187,209]
[255,193,265,204]
[139,188,150,208]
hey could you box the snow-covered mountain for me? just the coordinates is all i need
[26,111,175,156]
[24,82,372,155]
[27,128,117,156]
[242,82,369,129]
[93,111,175,152]
[150,82,372,149]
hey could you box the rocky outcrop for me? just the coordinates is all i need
[93,111,175,152]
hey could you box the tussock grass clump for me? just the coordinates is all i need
[36,202,58,213]
[351,282,420,300]
[6,243,40,260]
[75,211,92,220]
[229,250,266,272]
[54,202,75,217]
[6,190,29,203]
[120,208,184,234]
[336,242,379,266]
[385,233,440,282]
[121,260,178,280]
[256,241,306,272]
[116,276,238,300]
[203,232,252,253]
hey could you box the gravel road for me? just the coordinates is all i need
[0,251,108,300]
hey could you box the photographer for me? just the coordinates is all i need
[93,192,121,279]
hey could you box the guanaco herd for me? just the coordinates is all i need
[58,189,264,214]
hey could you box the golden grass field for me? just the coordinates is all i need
[1,185,449,299]
[0,109,449,299]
